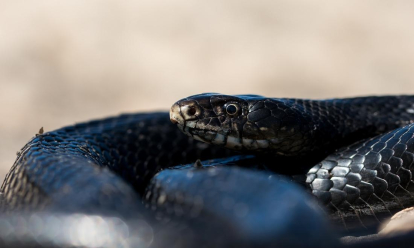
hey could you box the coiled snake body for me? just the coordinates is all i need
[2,93,414,247]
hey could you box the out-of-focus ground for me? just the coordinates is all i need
[1,0,414,181]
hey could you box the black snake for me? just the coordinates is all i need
[2,93,414,247]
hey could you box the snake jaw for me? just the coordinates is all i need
[187,126,229,146]
[175,120,230,147]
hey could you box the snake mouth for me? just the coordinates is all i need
[190,128,228,145]
[178,122,271,151]
[177,123,228,146]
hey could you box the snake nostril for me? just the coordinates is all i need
[178,103,200,120]
[187,106,197,116]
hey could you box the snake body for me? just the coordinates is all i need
[2,94,414,247]
[169,94,414,228]
[1,113,233,211]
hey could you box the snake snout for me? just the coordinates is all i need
[170,100,202,125]
[170,103,184,124]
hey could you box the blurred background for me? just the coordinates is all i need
[1,0,414,181]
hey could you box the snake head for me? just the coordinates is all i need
[171,93,268,150]
[171,93,312,156]
[170,93,251,149]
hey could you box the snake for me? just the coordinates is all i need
[2,93,414,247]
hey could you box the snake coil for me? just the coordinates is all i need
[2,93,414,247]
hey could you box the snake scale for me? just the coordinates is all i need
[2,93,414,247]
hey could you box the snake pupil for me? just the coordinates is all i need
[226,104,238,115]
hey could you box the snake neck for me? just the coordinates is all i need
[289,96,414,156]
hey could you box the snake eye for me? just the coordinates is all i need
[225,103,239,116]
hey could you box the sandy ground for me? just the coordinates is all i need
[1,0,414,181]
